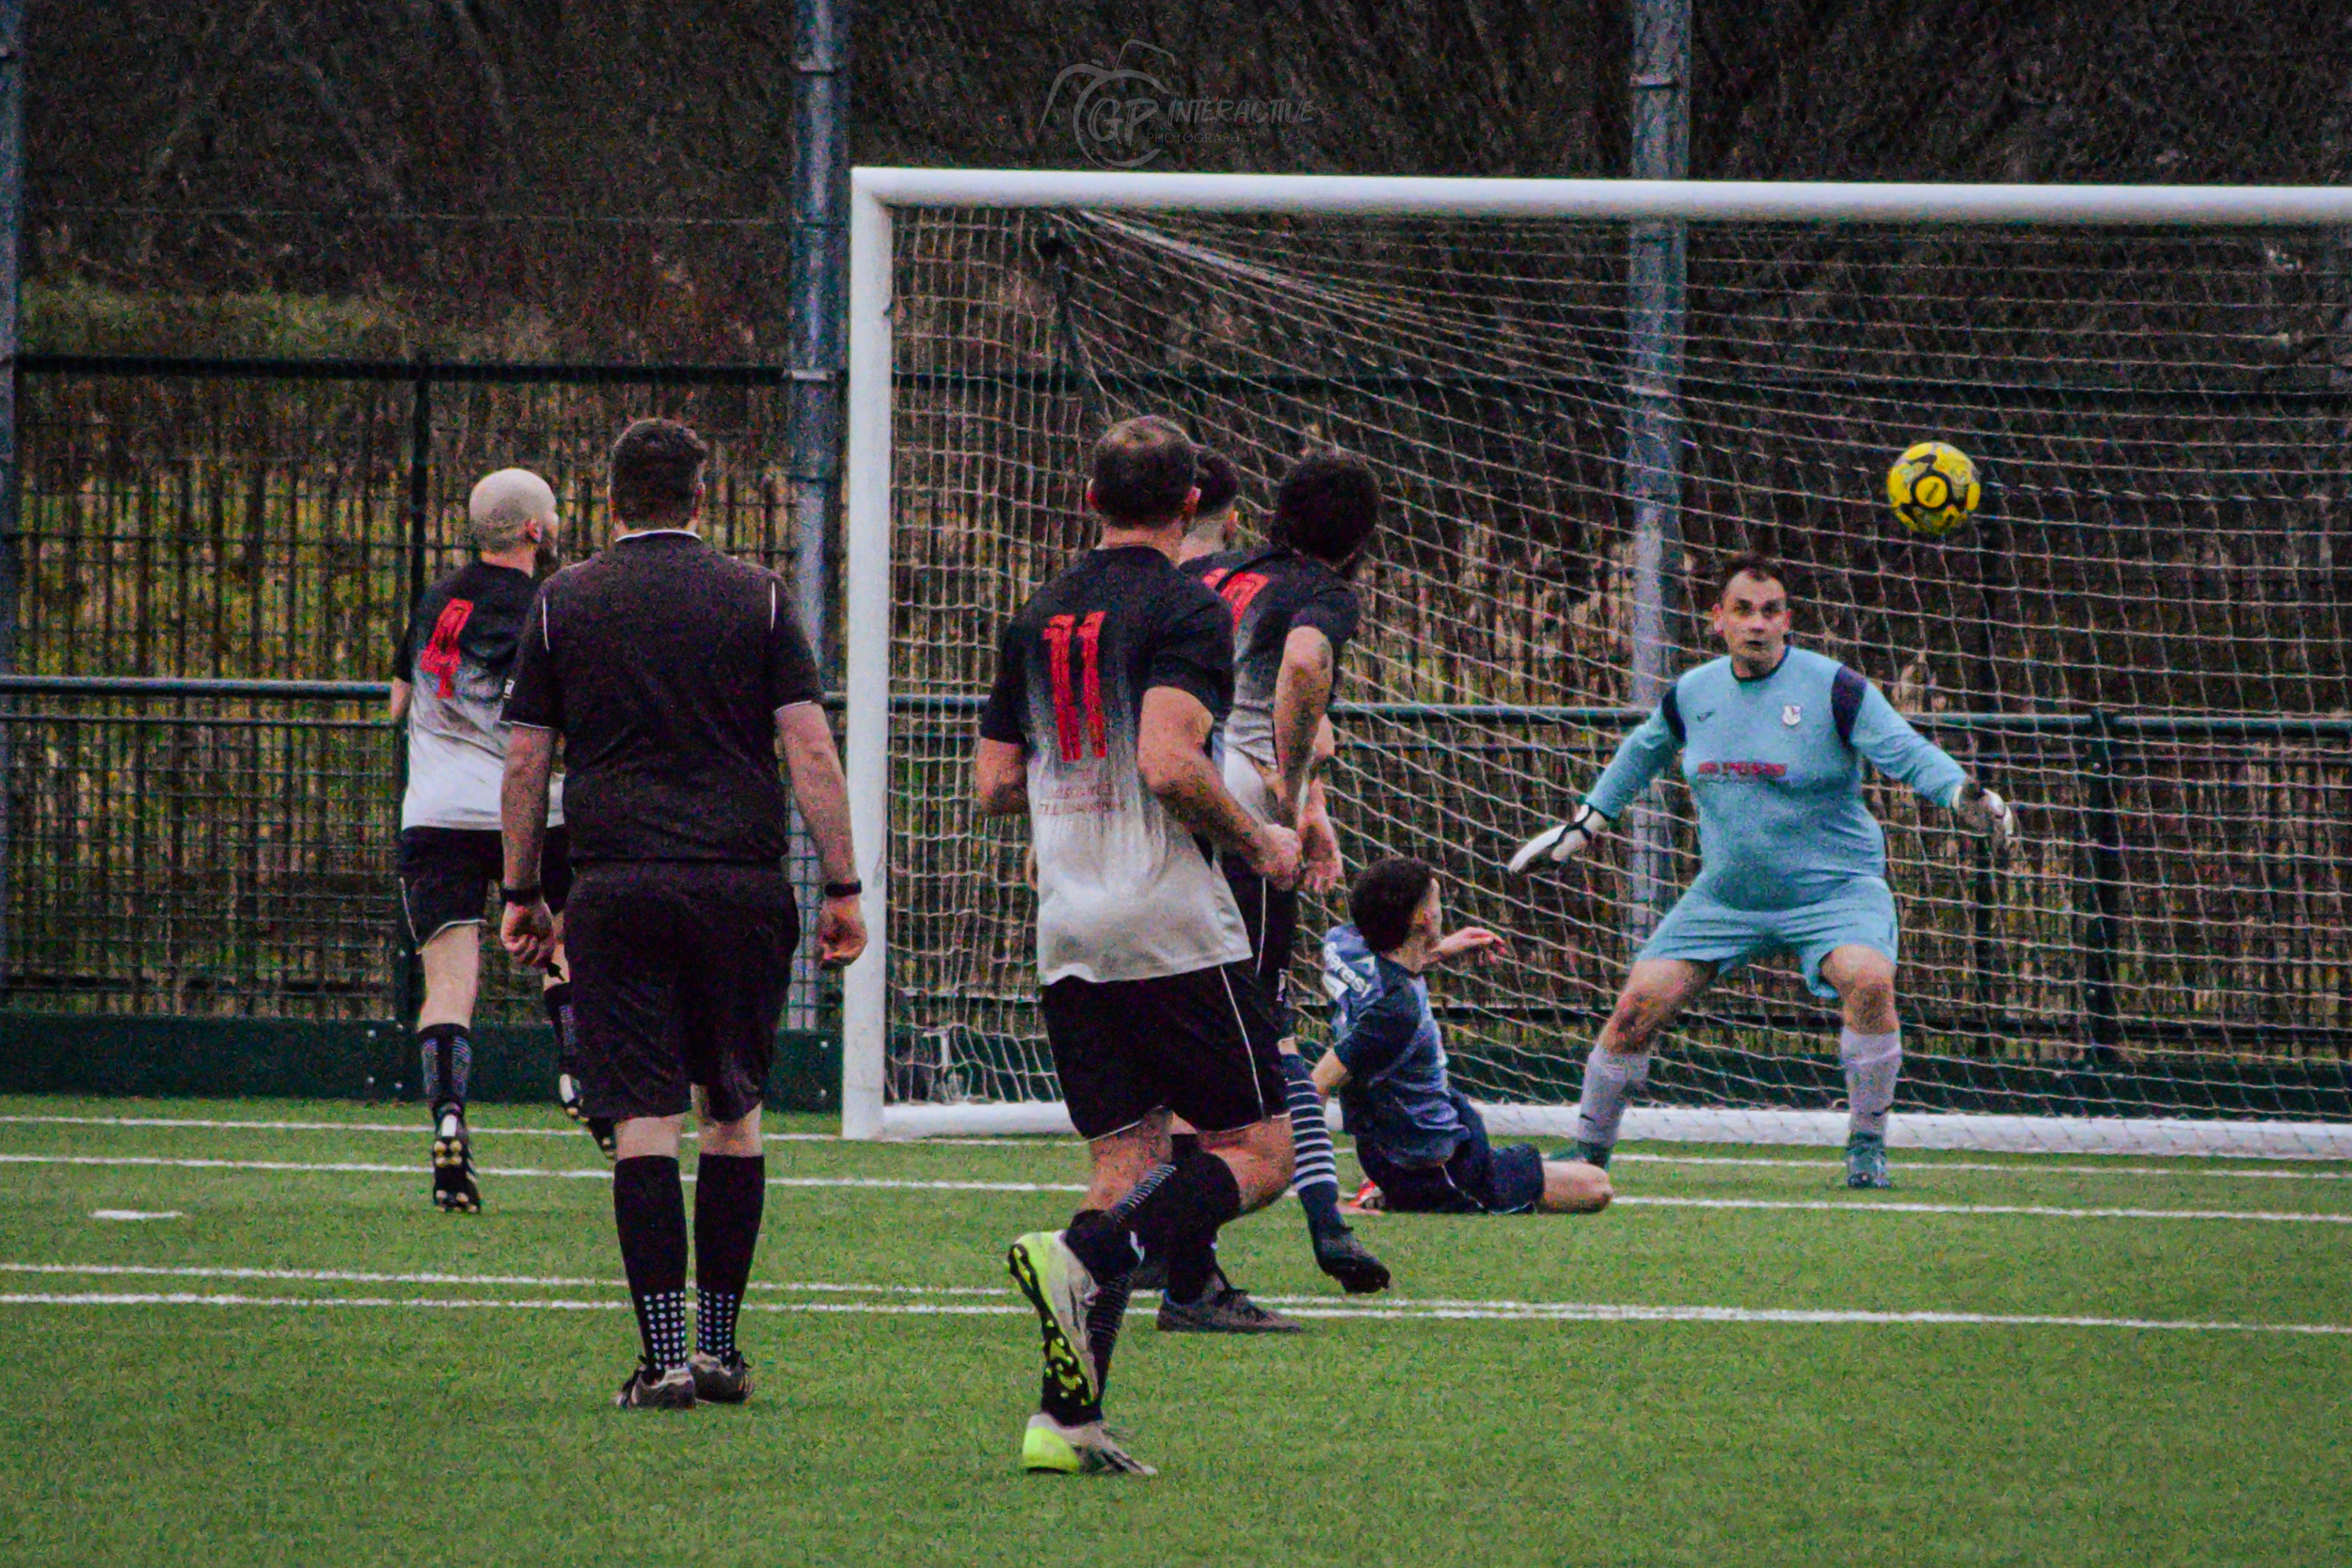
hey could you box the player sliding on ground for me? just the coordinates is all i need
[978,417,1303,1476]
[1168,446,1391,1318]
[388,467,591,1212]
[1318,858,1613,1216]
[1509,552,2020,1189]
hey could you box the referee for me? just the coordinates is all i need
[499,417,865,1410]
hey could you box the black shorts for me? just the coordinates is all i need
[399,826,572,942]
[1358,1106,1546,1215]
[563,861,798,1123]
[1041,960,1286,1141]
[1219,853,1298,1040]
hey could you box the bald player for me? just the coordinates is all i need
[389,469,590,1212]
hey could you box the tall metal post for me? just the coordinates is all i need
[393,369,432,1027]
[786,0,850,1032]
[1622,0,1690,940]
[0,0,24,997]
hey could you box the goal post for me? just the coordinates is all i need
[841,168,2352,1156]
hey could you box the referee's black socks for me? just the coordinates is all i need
[613,1155,691,1371]
[693,1153,765,1360]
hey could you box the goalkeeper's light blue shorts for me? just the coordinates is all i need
[1636,876,1899,1000]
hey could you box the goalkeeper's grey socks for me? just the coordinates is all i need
[693,1153,764,1359]
[1573,1045,1651,1164]
[1840,1027,1902,1141]
[418,1022,470,1120]
[1280,1053,1347,1241]
[614,1155,691,1370]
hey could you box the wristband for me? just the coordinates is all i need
[499,883,542,907]
[824,880,863,899]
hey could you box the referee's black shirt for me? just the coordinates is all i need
[501,531,823,864]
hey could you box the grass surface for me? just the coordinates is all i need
[1,1093,2347,1567]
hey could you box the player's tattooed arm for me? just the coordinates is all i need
[1138,686,1301,887]
[1271,626,1337,825]
[974,738,1030,817]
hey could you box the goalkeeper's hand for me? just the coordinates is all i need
[1954,780,2021,854]
[1507,803,1608,874]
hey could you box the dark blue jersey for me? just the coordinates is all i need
[1322,923,1470,1166]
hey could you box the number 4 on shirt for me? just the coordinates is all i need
[1042,611,1107,762]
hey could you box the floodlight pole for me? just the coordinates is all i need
[1621,0,1690,942]
[787,0,850,1033]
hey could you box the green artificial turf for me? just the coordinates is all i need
[0,1094,2345,1567]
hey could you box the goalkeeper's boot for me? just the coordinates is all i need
[1312,1226,1391,1294]
[688,1350,752,1405]
[1007,1231,1103,1420]
[1844,1132,1893,1191]
[430,1106,481,1212]
[613,1359,697,1409]
[1156,1275,1303,1335]
[1020,1413,1154,1477]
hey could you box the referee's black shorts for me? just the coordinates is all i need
[1042,960,1285,1142]
[1219,851,1298,1041]
[564,861,799,1123]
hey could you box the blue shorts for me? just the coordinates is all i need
[1637,877,1899,1000]
[1358,1104,1546,1215]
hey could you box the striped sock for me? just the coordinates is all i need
[1282,1053,1345,1240]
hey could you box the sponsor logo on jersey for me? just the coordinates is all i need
[1695,760,1789,780]
[1782,703,1804,726]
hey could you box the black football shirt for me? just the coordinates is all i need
[1184,546,1361,823]
[501,531,823,864]
[980,545,1251,984]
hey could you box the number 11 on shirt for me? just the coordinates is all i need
[1042,611,1107,763]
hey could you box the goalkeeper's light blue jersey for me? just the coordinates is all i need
[1583,645,1967,911]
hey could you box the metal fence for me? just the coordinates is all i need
[3,357,834,1026]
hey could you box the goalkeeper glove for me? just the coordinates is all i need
[1507,803,1608,874]
[1954,781,2021,852]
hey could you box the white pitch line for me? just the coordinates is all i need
[9,1112,2345,1175]
[0,1114,1041,1147]
[13,1151,2352,1222]
[3,1288,2345,1337]
[0,1263,1015,1296]
[1610,1153,2352,1182]
[1613,1196,2352,1225]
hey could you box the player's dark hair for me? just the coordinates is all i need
[1351,856,1438,955]
[1714,549,1792,604]
[1193,448,1240,515]
[609,418,708,523]
[1271,451,1380,566]
[1090,416,1198,523]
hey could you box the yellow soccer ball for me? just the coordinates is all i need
[1886,441,1981,536]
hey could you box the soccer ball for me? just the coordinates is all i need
[1885,441,1980,536]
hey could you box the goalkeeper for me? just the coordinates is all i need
[1508,552,2019,1189]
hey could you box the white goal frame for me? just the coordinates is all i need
[840,166,2352,1154]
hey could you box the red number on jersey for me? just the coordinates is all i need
[418,599,475,698]
[1216,571,1270,627]
[1041,611,1109,762]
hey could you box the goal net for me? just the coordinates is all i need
[843,173,2352,1157]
